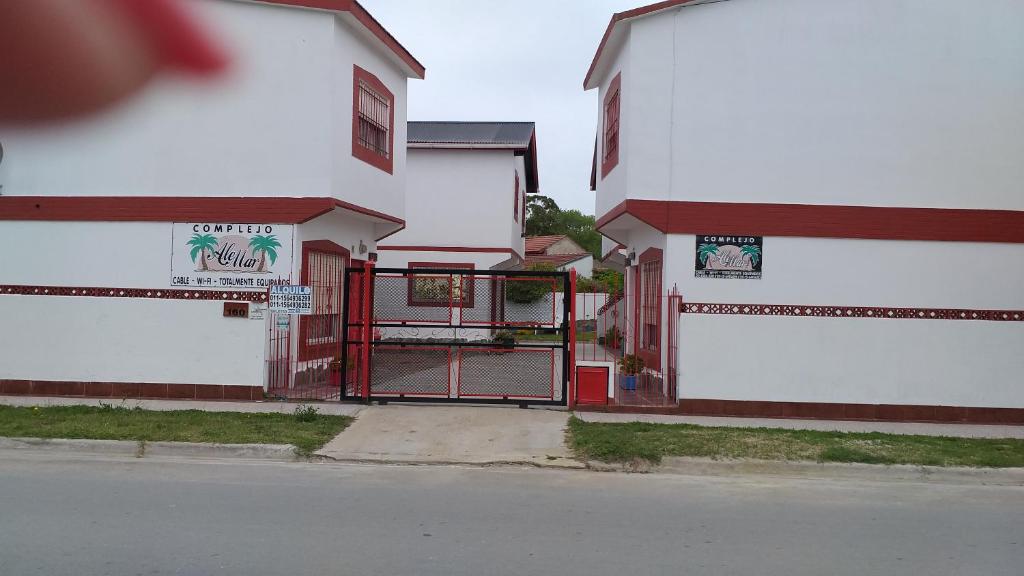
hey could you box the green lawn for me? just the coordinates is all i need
[567,417,1024,468]
[0,405,352,456]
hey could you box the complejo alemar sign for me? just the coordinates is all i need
[695,235,763,279]
[171,223,294,288]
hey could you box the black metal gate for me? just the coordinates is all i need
[341,265,571,406]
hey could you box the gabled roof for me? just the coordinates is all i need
[249,0,425,79]
[408,122,535,147]
[525,253,592,268]
[525,235,567,254]
[584,0,703,90]
[408,122,540,193]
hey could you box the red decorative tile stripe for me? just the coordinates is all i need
[683,303,1024,322]
[1,285,267,302]
[1,380,264,401]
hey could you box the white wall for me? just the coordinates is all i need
[385,149,522,254]
[679,313,1024,408]
[1,0,410,220]
[594,0,1024,214]
[0,296,265,386]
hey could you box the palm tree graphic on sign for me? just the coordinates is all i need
[697,243,719,267]
[187,233,218,271]
[740,244,761,266]
[248,235,282,272]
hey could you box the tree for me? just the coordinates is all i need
[697,243,719,266]
[249,234,282,272]
[187,233,218,271]
[525,195,602,259]
[740,244,761,267]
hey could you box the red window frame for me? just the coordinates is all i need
[634,247,662,371]
[298,240,351,362]
[407,262,475,308]
[601,72,621,179]
[513,171,520,222]
[352,65,395,175]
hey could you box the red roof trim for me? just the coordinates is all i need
[585,0,698,89]
[251,0,425,79]
[595,199,1024,243]
[0,196,404,226]
[377,245,524,262]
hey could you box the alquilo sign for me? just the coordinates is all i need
[695,235,763,279]
[171,223,294,288]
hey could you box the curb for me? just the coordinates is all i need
[0,437,298,461]
[586,456,1024,486]
[312,453,587,470]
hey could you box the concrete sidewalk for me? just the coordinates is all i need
[0,395,363,417]
[316,404,581,468]
[574,412,1024,439]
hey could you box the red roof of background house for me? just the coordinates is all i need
[525,253,590,268]
[525,235,567,254]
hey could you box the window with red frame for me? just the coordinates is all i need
[299,243,349,361]
[352,65,394,174]
[513,171,520,222]
[408,262,475,308]
[601,72,621,178]
[640,257,662,353]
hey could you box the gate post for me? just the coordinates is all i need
[568,269,577,409]
[361,260,375,402]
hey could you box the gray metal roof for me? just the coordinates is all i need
[408,122,535,148]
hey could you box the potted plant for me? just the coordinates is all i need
[328,356,345,387]
[491,330,516,351]
[618,354,644,391]
[601,326,622,348]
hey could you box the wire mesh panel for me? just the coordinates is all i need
[370,346,451,396]
[460,275,559,326]
[373,273,453,324]
[457,348,556,399]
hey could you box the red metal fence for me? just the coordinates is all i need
[341,264,571,406]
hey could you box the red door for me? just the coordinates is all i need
[576,366,608,405]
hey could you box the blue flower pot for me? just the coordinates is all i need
[619,374,637,391]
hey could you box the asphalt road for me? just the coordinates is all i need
[0,453,1021,576]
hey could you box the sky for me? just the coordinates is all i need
[362,0,644,215]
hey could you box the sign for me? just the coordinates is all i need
[223,302,250,319]
[269,285,313,315]
[695,235,763,279]
[249,304,265,321]
[171,223,293,288]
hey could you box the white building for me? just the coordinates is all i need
[586,0,1024,421]
[376,121,539,273]
[0,0,424,400]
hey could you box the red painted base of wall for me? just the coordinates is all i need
[0,380,264,401]
[578,398,1024,424]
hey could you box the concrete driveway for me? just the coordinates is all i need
[316,404,580,468]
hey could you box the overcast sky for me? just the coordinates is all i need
[363,0,643,215]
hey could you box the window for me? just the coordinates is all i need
[601,72,621,178]
[352,65,394,174]
[299,241,350,361]
[408,262,475,308]
[513,171,520,222]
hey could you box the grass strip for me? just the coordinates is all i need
[0,404,352,457]
[567,417,1024,468]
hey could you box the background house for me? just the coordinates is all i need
[525,235,594,277]
[585,0,1024,420]
[376,121,539,272]
[0,0,424,400]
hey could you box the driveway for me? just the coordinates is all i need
[316,404,579,467]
